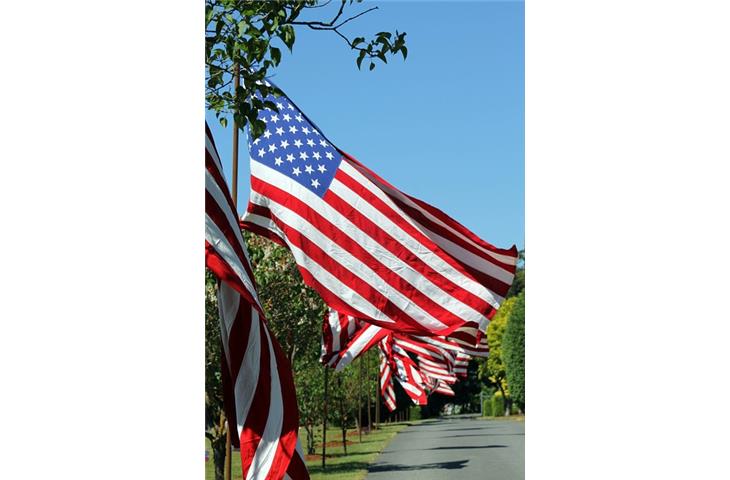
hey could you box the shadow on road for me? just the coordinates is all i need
[426,445,506,450]
[368,459,469,473]
[445,433,525,438]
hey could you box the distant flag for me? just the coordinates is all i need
[378,335,428,411]
[206,124,308,480]
[320,308,387,371]
[241,81,519,344]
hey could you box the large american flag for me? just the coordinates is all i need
[242,82,518,344]
[206,124,308,480]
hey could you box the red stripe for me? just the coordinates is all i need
[266,327,302,480]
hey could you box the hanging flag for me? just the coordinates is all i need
[378,335,428,411]
[320,308,387,371]
[206,124,308,480]
[241,81,518,343]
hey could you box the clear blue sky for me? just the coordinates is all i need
[207,0,524,250]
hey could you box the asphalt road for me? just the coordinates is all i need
[366,414,524,480]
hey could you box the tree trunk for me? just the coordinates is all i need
[337,376,347,456]
[210,432,227,480]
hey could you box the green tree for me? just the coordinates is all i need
[506,249,525,298]
[503,291,525,412]
[206,0,408,138]
[477,296,518,414]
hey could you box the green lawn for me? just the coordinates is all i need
[205,422,412,480]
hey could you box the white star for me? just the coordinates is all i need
[287,103,295,110]
[299,151,309,161]
[257,148,265,158]
[319,139,328,147]
[293,139,303,148]
[312,151,321,160]
[289,126,298,134]
[261,116,268,123]
[306,139,315,147]
[313,129,321,136]
[253,138,260,145]
[268,144,277,153]
[292,167,301,176]
[302,126,310,135]
[280,139,289,148]
[275,127,284,135]
[286,153,295,162]
[325,151,334,160]
[270,114,279,123]
[311,179,320,188]
[263,130,272,139]
[276,102,284,110]
[274,157,283,166]
[283,113,291,122]
[295,114,303,122]
[317,164,327,173]
[304,164,314,174]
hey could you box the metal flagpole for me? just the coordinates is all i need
[358,357,363,442]
[224,64,241,480]
[374,354,380,430]
[366,352,372,432]
[322,367,329,469]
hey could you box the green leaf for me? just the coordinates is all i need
[352,37,365,47]
[401,46,408,60]
[356,50,366,70]
[219,117,228,128]
[270,47,281,66]
[369,62,375,71]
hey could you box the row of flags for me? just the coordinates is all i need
[205,80,518,479]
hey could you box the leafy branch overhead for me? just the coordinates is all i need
[206,0,408,138]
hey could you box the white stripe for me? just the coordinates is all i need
[248,161,490,326]
[246,321,284,480]
[205,215,261,308]
[338,160,501,309]
[350,159,519,267]
[249,191,447,330]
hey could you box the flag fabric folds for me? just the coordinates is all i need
[241,82,519,344]
[206,124,308,480]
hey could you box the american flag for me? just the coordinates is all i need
[378,335,428,411]
[242,82,518,344]
[206,124,308,480]
[320,309,387,371]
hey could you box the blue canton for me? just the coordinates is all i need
[247,92,342,198]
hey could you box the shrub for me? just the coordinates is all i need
[482,399,493,416]
[492,392,505,417]
[503,291,525,411]
[409,406,422,421]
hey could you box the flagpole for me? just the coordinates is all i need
[374,357,380,430]
[224,64,241,480]
[358,357,363,442]
[322,367,329,469]
[366,353,372,432]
